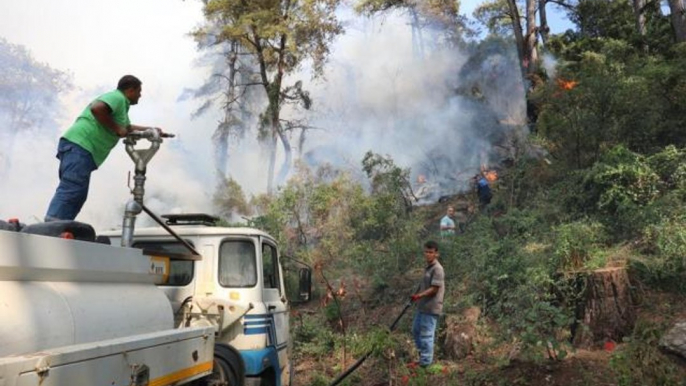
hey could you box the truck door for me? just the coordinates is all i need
[261,242,289,375]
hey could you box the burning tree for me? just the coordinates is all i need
[191,0,343,193]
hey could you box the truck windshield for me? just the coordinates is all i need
[219,240,257,288]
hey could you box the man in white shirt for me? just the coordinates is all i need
[440,206,456,237]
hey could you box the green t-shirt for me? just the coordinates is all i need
[63,90,131,167]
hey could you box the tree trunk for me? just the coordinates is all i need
[506,0,526,80]
[525,0,538,76]
[266,131,277,193]
[524,0,540,126]
[524,0,538,75]
[276,127,292,186]
[214,42,240,181]
[538,0,550,45]
[571,268,636,348]
[632,0,649,52]
[667,0,686,43]
[409,7,425,59]
[506,0,540,127]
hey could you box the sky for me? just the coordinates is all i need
[0,0,574,229]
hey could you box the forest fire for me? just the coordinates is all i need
[557,78,579,90]
[480,166,498,183]
[483,170,498,182]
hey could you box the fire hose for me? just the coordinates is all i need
[328,286,419,386]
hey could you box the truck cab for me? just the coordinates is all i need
[101,214,311,386]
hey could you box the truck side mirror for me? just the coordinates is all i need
[298,267,312,302]
[282,255,313,304]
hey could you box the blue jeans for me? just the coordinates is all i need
[412,311,439,366]
[45,138,97,221]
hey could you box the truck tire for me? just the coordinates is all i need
[199,344,245,386]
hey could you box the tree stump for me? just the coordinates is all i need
[571,267,635,348]
[443,307,481,360]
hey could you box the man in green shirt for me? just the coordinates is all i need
[45,75,162,221]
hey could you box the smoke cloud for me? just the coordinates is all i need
[283,9,526,196]
[0,1,528,230]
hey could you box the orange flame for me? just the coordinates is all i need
[557,78,579,90]
[484,170,498,182]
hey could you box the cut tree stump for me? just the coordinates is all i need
[443,307,481,360]
[571,267,635,348]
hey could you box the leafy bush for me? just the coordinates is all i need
[631,215,686,292]
[647,145,686,190]
[610,321,683,386]
[585,146,660,212]
[552,220,608,271]
[490,265,575,362]
[351,152,414,242]
[292,313,337,358]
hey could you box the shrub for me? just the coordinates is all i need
[610,321,683,386]
[631,215,686,292]
[552,220,608,271]
[584,145,660,213]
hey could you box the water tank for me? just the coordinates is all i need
[0,231,173,356]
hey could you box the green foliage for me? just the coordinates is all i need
[631,215,686,292]
[552,220,608,271]
[197,0,342,78]
[182,0,686,380]
[249,165,366,260]
[213,176,252,219]
[540,35,686,167]
[610,321,684,386]
[558,145,657,239]
[570,0,635,41]
[305,373,333,386]
[443,207,578,361]
[323,302,341,323]
[472,0,514,37]
[647,145,686,190]
[585,146,660,212]
[292,313,338,359]
[355,152,414,241]
[490,264,575,362]
[535,50,625,169]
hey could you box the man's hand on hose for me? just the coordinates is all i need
[116,126,130,138]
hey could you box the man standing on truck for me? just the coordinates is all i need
[410,240,445,367]
[45,75,163,221]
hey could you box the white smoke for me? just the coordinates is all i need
[0,1,529,230]
[278,9,525,195]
